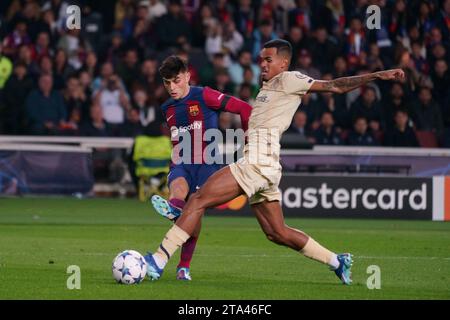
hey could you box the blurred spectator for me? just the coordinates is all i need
[102,32,125,67]
[229,50,260,86]
[63,75,90,126]
[82,50,98,79]
[237,82,256,105]
[41,0,70,33]
[346,69,381,109]
[114,0,135,37]
[313,73,349,130]
[192,3,218,48]
[384,109,419,147]
[241,67,259,98]
[314,111,343,145]
[212,68,234,95]
[147,0,167,23]
[308,27,339,74]
[366,43,387,72]
[92,62,115,94]
[199,52,226,87]
[2,20,31,58]
[345,17,367,71]
[287,110,314,142]
[93,74,131,136]
[116,48,140,91]
[57,29,92,70]
[288,0,312,33]
[347,116,378,146]
[79,103,111,137]
[284,25,307,69]
[130,87,164,135]
[222,21,245,59]
[135,57,166,103]
[430,59,450,110]
[382,82,410,130]
[54,48,76,81]
[80,4,104,53]
[259,0,288,37]
[36,55,63,90]
[411,87,444,136]
[122,107,145,137]
[181,0,201,24]
[410,41,429,75]
[412,1,435,37]
[155,0,191,51]
[205,20,229,64]
[349,86,384,133]
[1,62,34,134]
[32,32,53,62]
[388,0,408,44]
[436,0,450,40]
[295,49,321,80]
[251,19,277,61]
[332,56,348,78]
[26,73,67,135]
[17,44,38,76]
[300,93,326,130]
[234,0,256,39]
[214,0,234,24]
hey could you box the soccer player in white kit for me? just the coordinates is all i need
[144,39,405,284]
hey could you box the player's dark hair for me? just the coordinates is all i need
[159,55,188,79]
[263,39,292,61]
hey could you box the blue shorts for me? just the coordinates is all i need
[167,164,222,195]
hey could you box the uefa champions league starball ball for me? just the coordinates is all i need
[112,250,147,284]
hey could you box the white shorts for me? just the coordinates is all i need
[229,156,282,205]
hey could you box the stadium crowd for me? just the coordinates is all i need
[0,0,449,147]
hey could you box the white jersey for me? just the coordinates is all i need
[244,71,314,163]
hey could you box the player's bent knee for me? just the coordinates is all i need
[189,192,208,211]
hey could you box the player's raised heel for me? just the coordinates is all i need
[176,267,192,281]
[150,195,180,222]
[333,253,353,285]
[144,253,164,281]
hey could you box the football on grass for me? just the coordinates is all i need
[112,250,147,284]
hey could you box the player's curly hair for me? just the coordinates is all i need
[159,55,188,79]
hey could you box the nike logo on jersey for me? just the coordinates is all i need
[218,94,224,100]
[167,115,174,122]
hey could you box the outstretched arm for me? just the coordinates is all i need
[203,87,252,132]
[308,69,405,94]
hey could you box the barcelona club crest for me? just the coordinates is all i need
[189,104,200,116]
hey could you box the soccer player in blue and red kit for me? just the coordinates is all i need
[150,55,252,280]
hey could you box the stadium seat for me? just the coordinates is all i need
[415,130,439,148]
[132,135,172,201]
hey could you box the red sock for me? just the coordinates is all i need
[178,236,198,269]
[168,198,185,212]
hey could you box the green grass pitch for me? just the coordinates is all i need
[0,197,449,299]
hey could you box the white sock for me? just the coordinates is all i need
[329,253,339,270]
[153,254,167,269]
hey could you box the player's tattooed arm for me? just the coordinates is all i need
[309,69,405,94]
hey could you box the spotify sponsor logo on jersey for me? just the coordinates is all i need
[280,176,432,219]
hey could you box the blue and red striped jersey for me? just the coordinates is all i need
[160,86,252,164]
